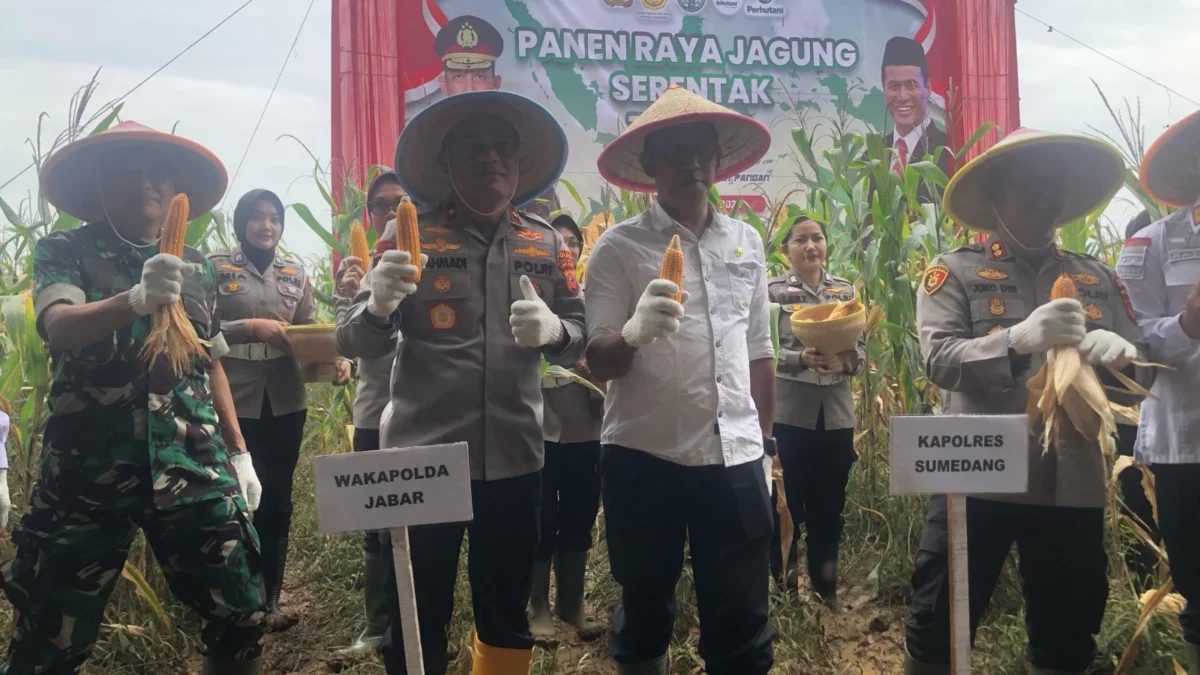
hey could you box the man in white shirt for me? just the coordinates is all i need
[585,85,775,675]
[1124,110,1200,673]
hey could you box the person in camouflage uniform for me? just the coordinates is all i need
[1,121,267,675]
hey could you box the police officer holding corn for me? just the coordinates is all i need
[3,122,266,674]
[335,89,585,675]
[904,129,1155,675]
[210,189,350,618]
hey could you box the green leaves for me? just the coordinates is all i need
[291,203,343,255]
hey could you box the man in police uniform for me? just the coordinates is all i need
[1124,111,1200,673]
[335,90,584,675]
[3,122,266,674]
[904,129,1154,675]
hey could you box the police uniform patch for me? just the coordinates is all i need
[284,298,297,310]
[826,286,849,294]
[515,229,545,242]
[1083,304,1103,321]
[422,237,462,253]
[218,263,244,272]
[988,325,1005,335]
[977,268,1008,280]
[430,303,456,330]
[1116,278,1137,321]
[922,265,950,295]
[989,298,1005,316]
[423,225,452,235]
[433,275,452,293]
[989,241,1008,259]
[233,251,246,266]
[281,267,299,276]
[558,249,581,296]
[514,244,552,258]
[1071,273,1100,286]
[446,204,458,221]
[223,282,242,293]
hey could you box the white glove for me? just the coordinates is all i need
[229,452,262,513]
[367,250,423,318]
[510,275,564,347]
[1078,329,1138,368]
[1008,298,1086,355]
[620,279,686,348]
[0,469,10,530]
[129,254,192,316]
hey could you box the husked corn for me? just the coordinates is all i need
[1051,274,1079,301]
[396,197,421,282]
[349,221,371,271]
[659,234,684,302]
[142,193,208,376]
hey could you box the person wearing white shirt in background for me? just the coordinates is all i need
[585,85,775,675]
[0,410,10,530]
[1121,110,1200,674]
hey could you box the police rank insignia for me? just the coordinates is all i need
[430,303,456,330]
[514,229,545,242]
[1116,278,1137,321]
[281,267,299,276]
[827,286,849,294]
[989,298,1005,316]
[922,265,950,295]
[1070,273,1100,286]
[423,225,452,235]
[558,249,581,295]
[1083,304,1103,321]
[514,244,552,258]
[422,237,462,253]
[989,241,1008,259]
[977,268,1007,280]
[433,275,452,293]
[218,263,243,272]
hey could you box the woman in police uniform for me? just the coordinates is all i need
[210,189,349,615]
[768,217,863,609]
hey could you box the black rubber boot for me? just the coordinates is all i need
[617,655,666,675]
[554,550,603,640]
[343,548,389,652]
[809,556,840,612]
[529,558,555,639]
[903,650,950,675]
[202,657,261,674]
[261,537,288,614]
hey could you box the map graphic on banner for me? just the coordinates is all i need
[402,0,949,214]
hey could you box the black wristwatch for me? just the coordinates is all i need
[763,436,777,457]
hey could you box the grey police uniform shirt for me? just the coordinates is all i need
[335,202,587,481]
[769,270,864,431]
[335,273,398,432]
[541,294,602,446]
[210,247,316,419]
[917,234,1154,508]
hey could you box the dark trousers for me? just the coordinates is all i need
[601,445,774,675]
[1117,423,1160,589]
[773,411,857,595]
[353,428,384,556]
[239,396,307,542]
[538,440,602,560]
[1152,463,1200,646]
[381,473,541,675]
[906,497,1108,672]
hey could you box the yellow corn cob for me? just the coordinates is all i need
[1050,273,1078,301]
[658,234,684,302]
[827,299,860,320]
[349,221,371,272]
[396,196,422,282]
[141,194,209,376]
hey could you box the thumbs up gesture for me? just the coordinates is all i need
[510,275,565,348]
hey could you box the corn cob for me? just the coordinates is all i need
[141,193,209,376]
[395,196,422,282]
[349,220,371,272]
[658,234,684,302]
[1050,273,1078,301]
[826,299,861,320]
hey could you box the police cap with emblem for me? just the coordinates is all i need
[394,90,567,209]
[1140,109,1200,207]
[436,15,503,72]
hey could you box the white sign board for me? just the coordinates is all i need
[890,415,1029,496]
[314,443,473,534]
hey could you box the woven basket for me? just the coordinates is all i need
[789,303,867,355]
[285,324,340,366]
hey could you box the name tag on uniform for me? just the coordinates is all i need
[890,415,1029,495]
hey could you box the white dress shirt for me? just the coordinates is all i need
[585,201,774,467]
[1117,203,1200,465]
[893,117,929,163]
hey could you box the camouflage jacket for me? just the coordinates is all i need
[32,221,242,511]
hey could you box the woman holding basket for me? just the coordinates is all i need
[768,217,864,610]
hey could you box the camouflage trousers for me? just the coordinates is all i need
[0,495,266,674]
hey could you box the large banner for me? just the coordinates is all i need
[399,0,955,214]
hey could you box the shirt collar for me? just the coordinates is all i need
[788,268,828,293]
[894,117,929,151]
[104,220,158,252]
[648,200,721,236]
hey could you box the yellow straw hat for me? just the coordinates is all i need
[40,121,227,223]
[1139,109,1200,207]
[944,128,1124,232]
[597,85,770,192]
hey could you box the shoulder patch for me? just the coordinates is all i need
[557,249,581,295]
[988,241,1008,260]
[1115,277,1137,321]
[922,264,950,295]
[977,268,1007,280]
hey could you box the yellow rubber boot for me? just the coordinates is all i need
[471,634,533,675]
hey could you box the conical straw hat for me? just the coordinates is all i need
[944,128,1124,232]
[1139,109,1200,207]
[596,85,770,193]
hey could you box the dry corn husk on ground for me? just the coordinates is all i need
[141,194,209,376]
[1025,274,1156,455]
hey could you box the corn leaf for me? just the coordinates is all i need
[120,561,171,628]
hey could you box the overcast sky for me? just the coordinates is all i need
[1,0,1195,258]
